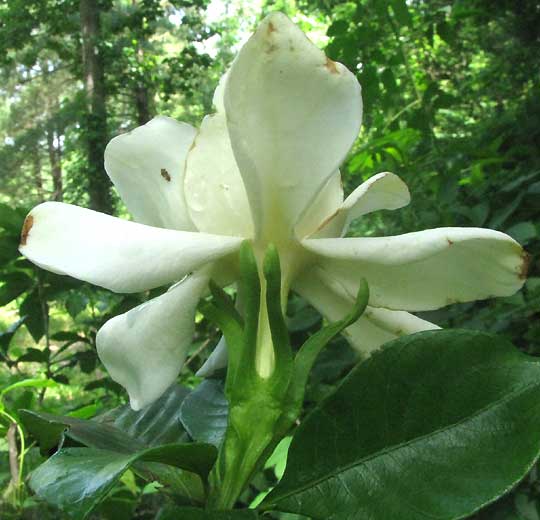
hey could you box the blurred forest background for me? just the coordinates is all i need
[0,0,539,518]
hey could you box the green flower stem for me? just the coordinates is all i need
[203,241,369,510]
[207,394,286,509]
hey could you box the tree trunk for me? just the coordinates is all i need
[33,143,44,202]
[7,423,19,487]
[134,42,153,125]
[46,123,63,201]
[80,0,112,214]
[135,82,152,126]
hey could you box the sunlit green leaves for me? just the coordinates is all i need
[24,385,217,517]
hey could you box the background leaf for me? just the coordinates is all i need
[180,379,229,447]
[30,444,217,519]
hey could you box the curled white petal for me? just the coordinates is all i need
[294,269,440,356]
[302,227,527,311]
[105,116,197,230]
[224,12,362,240]
[19,202,242,293]
[295,171,343,240]
[97,271,209,410]
[315,172,410,237]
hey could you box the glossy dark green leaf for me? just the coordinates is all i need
[0,271,33,306]
[84,378,123,394]
[180,379,228,447]
[65,292,89,318]
[157,506,258,519]
[265,330,540,519]
[74,350,97,373]
[30,443,217,519]
[98,384,190,446]
[51,373,69,385]
[20,409,143,454]
[17,347,48,363]
[20,289,46,342]
[22,385,191,455]
[287,305,321,332]
[0,317,25,354]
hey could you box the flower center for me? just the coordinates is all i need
[252,239,311,378]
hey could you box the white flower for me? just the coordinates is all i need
[19,13,527,410]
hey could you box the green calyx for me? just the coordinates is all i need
[201,240,369,509]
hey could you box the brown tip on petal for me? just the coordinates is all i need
[325,57,339,74]
[519,251,531,280]
[20,214,34,246]
[160,168,171,182]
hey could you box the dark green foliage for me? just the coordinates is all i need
[157,507,258,519]
[265,330,540,519]
[21,385,217,518]
[180,379,229,448]
[30,443,216,519]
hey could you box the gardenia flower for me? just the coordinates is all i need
[19,13,527,410]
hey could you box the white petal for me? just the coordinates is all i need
[316,172,410,237]
[294,270,439,356]
[302,227,527,311]
[97,271,209,410]
[105,116,196,231]
[20,202,242,293]
[196,336,228,377]
[295,171,343,240]
[212,70,229,113]
[224,12,362,240]
[184,114,254,237]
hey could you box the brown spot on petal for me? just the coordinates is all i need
[189,140,196,152]
[316,208,340,233]
[20,214,34,246]
[325,57,339,74]
[160,168,171,182]
[519,251,531,280]
[447,238,454,245]
[267,21,276,34]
